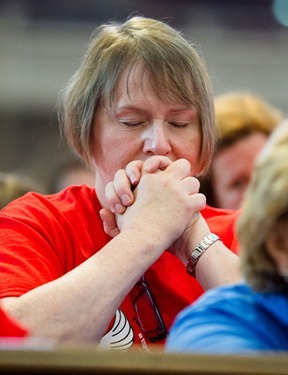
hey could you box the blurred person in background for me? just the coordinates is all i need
[0,172,46,210]
[199,92,283,210]
[167,120,288,353]
[50,160,95,193]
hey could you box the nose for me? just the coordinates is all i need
[142,123,172,155]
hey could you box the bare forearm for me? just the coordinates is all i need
[173,214,242,290]
[195,241,242,290]
[1,230,163,344]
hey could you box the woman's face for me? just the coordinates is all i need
[92,65,202,207]
[211,132,268,210]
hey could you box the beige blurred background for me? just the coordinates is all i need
[0,0,287,192]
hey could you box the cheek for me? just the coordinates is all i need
[211,162,230,205]
[214,184,237,209]
[94,144,125,180]
[212,173,222,195]
[212,170,245,209]
[178,134,202,175]
[93,131,139,183]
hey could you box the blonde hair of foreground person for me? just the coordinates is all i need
[238,120,288,291]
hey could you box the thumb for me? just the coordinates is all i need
[100,208,120,238]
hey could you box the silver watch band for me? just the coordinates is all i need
[186,233,220,277]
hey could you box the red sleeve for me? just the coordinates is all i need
[0,192,77,298]
[0,187,106,299]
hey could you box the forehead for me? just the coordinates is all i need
[116,64,163,103]
[115,64,158,103]
[112,63,195,108]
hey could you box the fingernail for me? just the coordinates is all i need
[122,194,130,205]
[115,203,124,213]
[129,173,137,185]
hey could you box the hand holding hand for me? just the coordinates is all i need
[100,156,173,237]
[101,157,206,253]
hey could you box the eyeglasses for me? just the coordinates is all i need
[133,276,167,343]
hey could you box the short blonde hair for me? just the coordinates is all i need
[199,92,283,206]
[237,121,288,291]
[214,91,283,149]
[58,16,216,175]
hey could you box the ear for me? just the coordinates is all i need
[266,222,288,277]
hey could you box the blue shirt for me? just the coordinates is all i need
[166,283,288,354]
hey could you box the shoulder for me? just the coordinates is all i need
[1,185,100,216]
[167,283,288,353]
[178,283,251,316]
[0,185,102,235]
[202,204,240,218]
[201,205,241,252]
[202,205,241,228]
[166,283,258,354]
[169,283,252,332]
[47,185,101,213]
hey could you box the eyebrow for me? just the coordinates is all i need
[115,105,197,115]
[115,106,148,115]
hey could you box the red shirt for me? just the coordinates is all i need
[0,185,239,350]
[0,307,28,338]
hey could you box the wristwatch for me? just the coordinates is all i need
[186,233,220,277]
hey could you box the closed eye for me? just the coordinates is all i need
[169,122,189,128]
[120,121,144,127]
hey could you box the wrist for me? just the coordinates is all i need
[184,215,211,261]
[186,233,221,277]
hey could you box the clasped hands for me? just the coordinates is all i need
[100,156,208,264]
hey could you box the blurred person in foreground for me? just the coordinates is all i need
[199,92,283,210]
[0,16,241,351]
[167,120,288,354]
